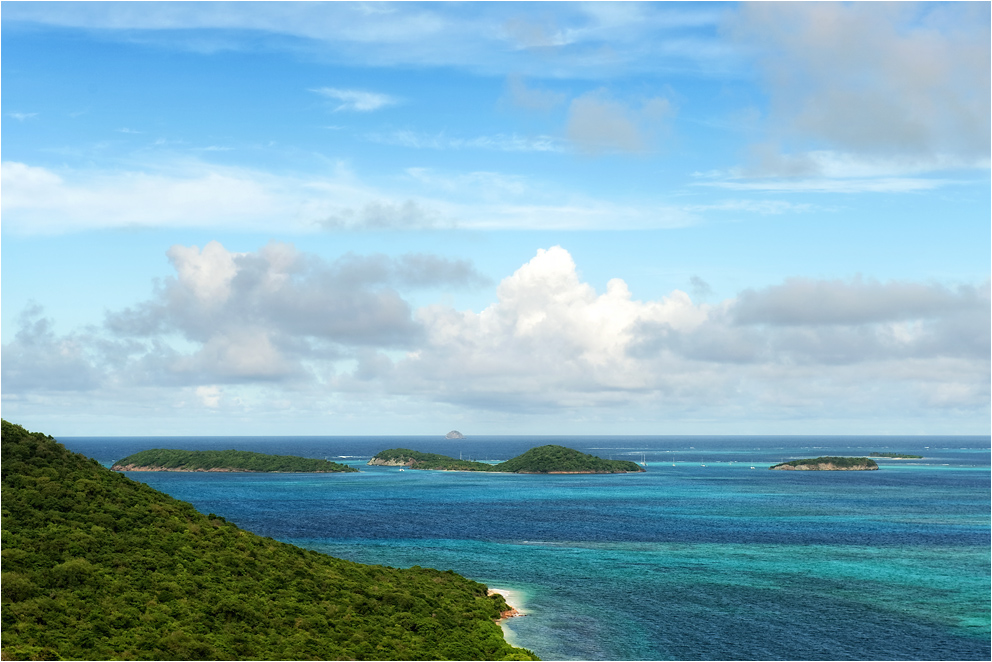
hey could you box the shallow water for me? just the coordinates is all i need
[62,435,991,660]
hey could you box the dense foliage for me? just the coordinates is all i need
[370,448,493,471]
[869,452,923,458]
[371,445,643,474]
[770,456,879,470]
[112,448,357,473]
[1,420,538,661]
[491,445,643,473]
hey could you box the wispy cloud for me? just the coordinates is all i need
[366,130,564,153]
[1,2,735,79]
[0,159,678,233]
[9,112,38,121]
[311,87,399,112]
[694,149,979,194]
[684,200,818,215]
[697,178,948,194]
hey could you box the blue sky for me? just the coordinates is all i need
[2,1,989,436]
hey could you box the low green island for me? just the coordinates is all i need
[369,444,644,474]
[870,452,924,459]
[2,420,537,661]
[770,456,879,471]
[111,448,358,473]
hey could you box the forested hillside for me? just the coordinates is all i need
[112,448,357,473]
[492,445,643,473]
[370,444,643,474]
[1,420,537,661]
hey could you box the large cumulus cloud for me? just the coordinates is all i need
[384,247,989,417]
[3,244,988,428]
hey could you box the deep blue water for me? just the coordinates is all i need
[61,435,991,661]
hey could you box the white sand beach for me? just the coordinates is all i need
[488,587,526,617]
[488,587,527,646]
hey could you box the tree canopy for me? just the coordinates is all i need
[1,420,537,661]
[112,448,357,473]
[371,445,644,474]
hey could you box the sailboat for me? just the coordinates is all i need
[639,453,647,467]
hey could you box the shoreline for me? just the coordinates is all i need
[487,588,525,620]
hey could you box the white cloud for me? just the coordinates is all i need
[311,87,399,112]
[565,91,674,154]
[2,2,733,79]
[385,248,989,417]
[684,199,816,215]
[698,177,948,194]
[1,159,707,233]
[366,130,564,153]
[196,385,222,408]
[405,168,529,199]
[3,246,988,430]
[732,277,987,327]
[0,161,280,233]
[727,2,990,175]
[9,112,38,121]
[168,241,241,306]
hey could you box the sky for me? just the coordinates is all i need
[2,1,989,437]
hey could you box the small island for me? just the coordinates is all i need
[445,430,466,439]
[112,448,358,473]
[870,452,923,459]
[369,444,645,474]
[770,456,879,471]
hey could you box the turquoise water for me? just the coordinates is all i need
[62,436,991,660]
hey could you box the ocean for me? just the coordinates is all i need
[59,435,991,661]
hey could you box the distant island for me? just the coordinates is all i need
[770,456,879,471]
[2,420,535,661]
[870,452,923,459]
[446,430,466,439]
[369,444,645,474]
[112,448,358,473]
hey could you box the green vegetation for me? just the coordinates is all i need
[369,448,493,471]
[869,452,923,459]
[492,445,643,473]
[371,445,644,474]
[1,420,538,661]
[769,456,879,470]
[112,448,357,473]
